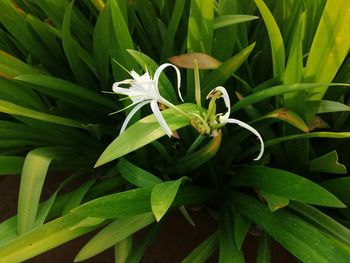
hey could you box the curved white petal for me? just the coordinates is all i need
[215,86,230,119]
[119,101,150,135]
[150,100,173,137]
[207,86,231,121]
[226,118,264,161]
[154,63,183,102]
[112,81,133,94]
[130,70,139,77]
[113,87,133,96]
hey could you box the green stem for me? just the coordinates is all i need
[186,134,206,154]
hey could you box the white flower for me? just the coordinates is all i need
[207,86,264,161]
[113,63,183,137]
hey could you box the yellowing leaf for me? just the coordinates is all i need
[169,53,221,69]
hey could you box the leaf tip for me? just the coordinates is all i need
[73,255,82,263]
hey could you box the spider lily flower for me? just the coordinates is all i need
[207,86,264,161]
[113,63,184,137]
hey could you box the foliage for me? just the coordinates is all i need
[1,0,350,262]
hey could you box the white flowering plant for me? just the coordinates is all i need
[1,0,350,263]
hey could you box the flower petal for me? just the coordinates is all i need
[207,86,231,121]
[130,70,142,79]
[150,100,173,137]
[225,118,264,161]
[154,63,184,102]
[112,81,133,95]
[119,101,150,135]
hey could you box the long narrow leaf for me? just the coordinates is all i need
[254,0,285,78]
[230,165,345,207]
[0,100,84,129]
[74,213,155,262]
[304,0,350,99]
[17,147,72,234]
[95,103,198,167]
[0,214,101,263]
[230,192,350,263]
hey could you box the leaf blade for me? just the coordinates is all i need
[151,179,183,222]
[230,165,345,208]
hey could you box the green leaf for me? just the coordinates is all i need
[0,176,116,247]
[241,131,350,161]
[260,191,289,212]
[0,214,101,263]
[234,213,251,249]
[170,131,221,173]
[212,0,240,62]
[0,1,57,72]
[74,213,155,262]
[181,232,218,263]
[71,185,214,219]
[86,175,125,201]
[114,236,133,263]
[309,150,347,174]
[72,187,152,219]
[125,224,161,263]
[321,177,350,203]
[0,156,24,175]
[25,14,66,69]
[230,166,345,208]
[117,158,162,187]
[0,217,17,247]
[230,192,350,263]
[0,77,46,111]
[0,139,42,149]
[214,15,259,30]
[283,11,305,116]
[160,0,186,61]
[34,171,86,227]
[231,83,350,112]
[283,10,317,175]
[0,50,44,78]
[62,1,96,89]
[289,201,350,245]
[31,1,67,29]
[219,206,244,263]
[151,178,184,222]
[187,0,214,54]
[0,100,84,129]
[256,232,271,263]
[17,147,71,235]
[202,43,255,95]
[14,74,115,110]
[70,217,106,230]
[110,0,136,70]
[307,100,350,114]
[95,103,198,167]
[254,0,285,78]
[93,2,110,88]
[61,178,97,214]
[131,1,162,54]
[304,0,350,100]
